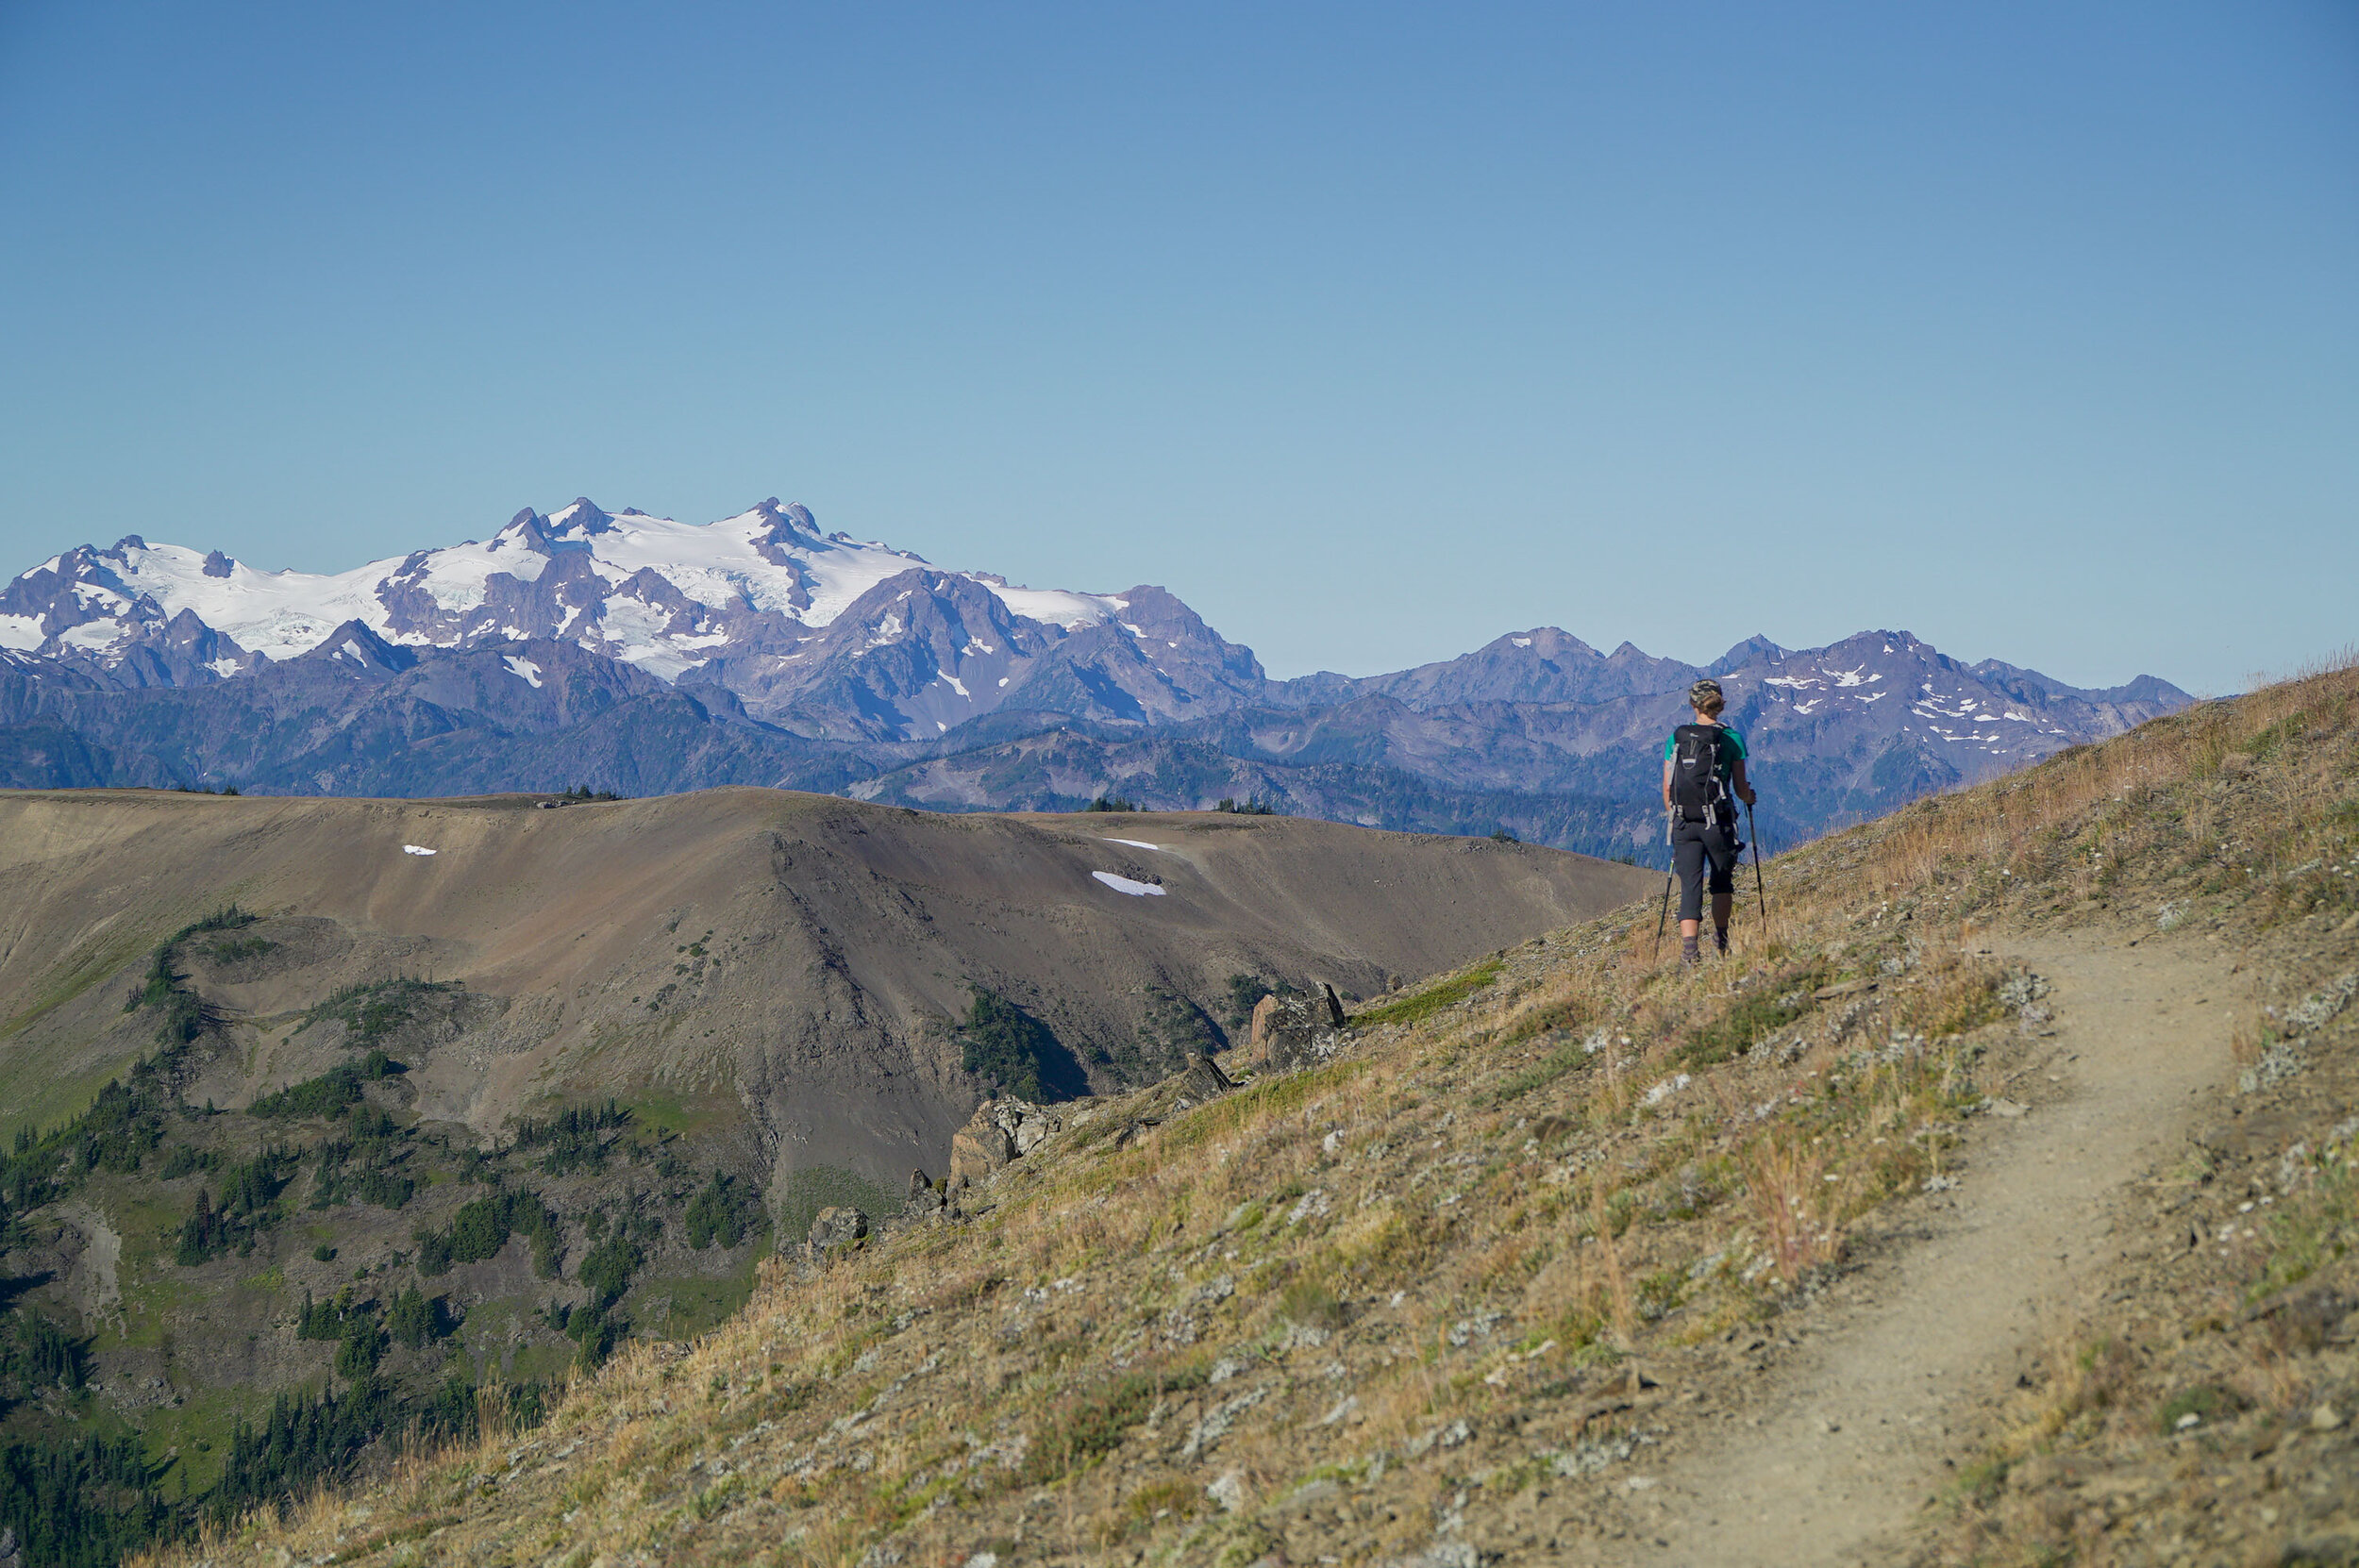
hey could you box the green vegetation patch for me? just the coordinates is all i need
[1159,1058,1371,1155]
[684,1170,761,1249]
[249,1049,403,1120]
[777,1164,901,1247]
[175,1146,297,1264]
[508,1100,631,1176]
[957,986,1087,1102]
[1352,959,1503,1030]
[414,1190,562,1278]
[299,977,459,1048]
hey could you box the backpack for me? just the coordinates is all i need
[1670,724,1733,825]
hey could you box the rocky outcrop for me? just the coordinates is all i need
[1250,984,1347,1074]
[1174,1054,1235,1108]
[807,1205,868,1253]
[948,1098,1067,1190]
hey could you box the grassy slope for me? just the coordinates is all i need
[148,662,2359,1568]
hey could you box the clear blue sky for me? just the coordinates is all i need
[2,3,2351,694]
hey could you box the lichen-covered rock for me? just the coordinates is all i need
[808,1205,868,1251]
[947,1099,1065,1188]
[1251,986,1346,1074]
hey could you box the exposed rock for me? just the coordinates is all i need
[1252,988,1346,1074]
[808,1206,869,1252]
[948,1099,1064,1189]
[906,1167,945,1216]
[1175,1055,1234,1107]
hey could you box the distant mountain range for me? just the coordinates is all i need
[0,497,2192,856]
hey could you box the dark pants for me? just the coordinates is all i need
[1673,816,1738,924]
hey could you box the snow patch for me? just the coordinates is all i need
[1511,637,1533,648]
[0,613,43,651]
[1092,871,1166,897]
[1100,839,1165,852]
[503,655,544,689]
[60,621,128,652]
[401,844,438,857]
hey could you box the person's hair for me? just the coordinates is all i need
[1687,678,1725,718]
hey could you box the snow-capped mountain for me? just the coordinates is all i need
[0,498,1271,740]
[0,497,2194,853]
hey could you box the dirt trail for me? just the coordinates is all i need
[1598,927,2246,1567]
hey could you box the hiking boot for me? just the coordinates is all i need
[1680,935,1701,967]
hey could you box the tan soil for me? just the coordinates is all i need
[1578,926,2242,1565]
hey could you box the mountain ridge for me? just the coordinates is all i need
[0,499,2194,853]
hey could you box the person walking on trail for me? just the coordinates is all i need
[1662,678,1755,965]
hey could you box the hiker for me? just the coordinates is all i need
[1661,677,1755,964]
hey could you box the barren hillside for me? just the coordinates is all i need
[0,789,1648,1180]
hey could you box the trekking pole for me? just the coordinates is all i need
[1651,807,1675,961]
[1746,797,1770,938]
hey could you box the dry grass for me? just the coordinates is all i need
[142,658,2359,1568]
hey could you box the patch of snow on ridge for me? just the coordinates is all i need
[1100,839,1165,852]
[1512,637,1533,647]
[986,580,1126,630]
[1093,871,1166,896]
[503,655,544,689]
[0,613,42,651]
[402,844,437,857]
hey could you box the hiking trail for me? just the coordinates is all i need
[1589,926,2243,1567]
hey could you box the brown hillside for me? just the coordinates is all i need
[0,787,1651,1189]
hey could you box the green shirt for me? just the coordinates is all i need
[1663,726,1748,775]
